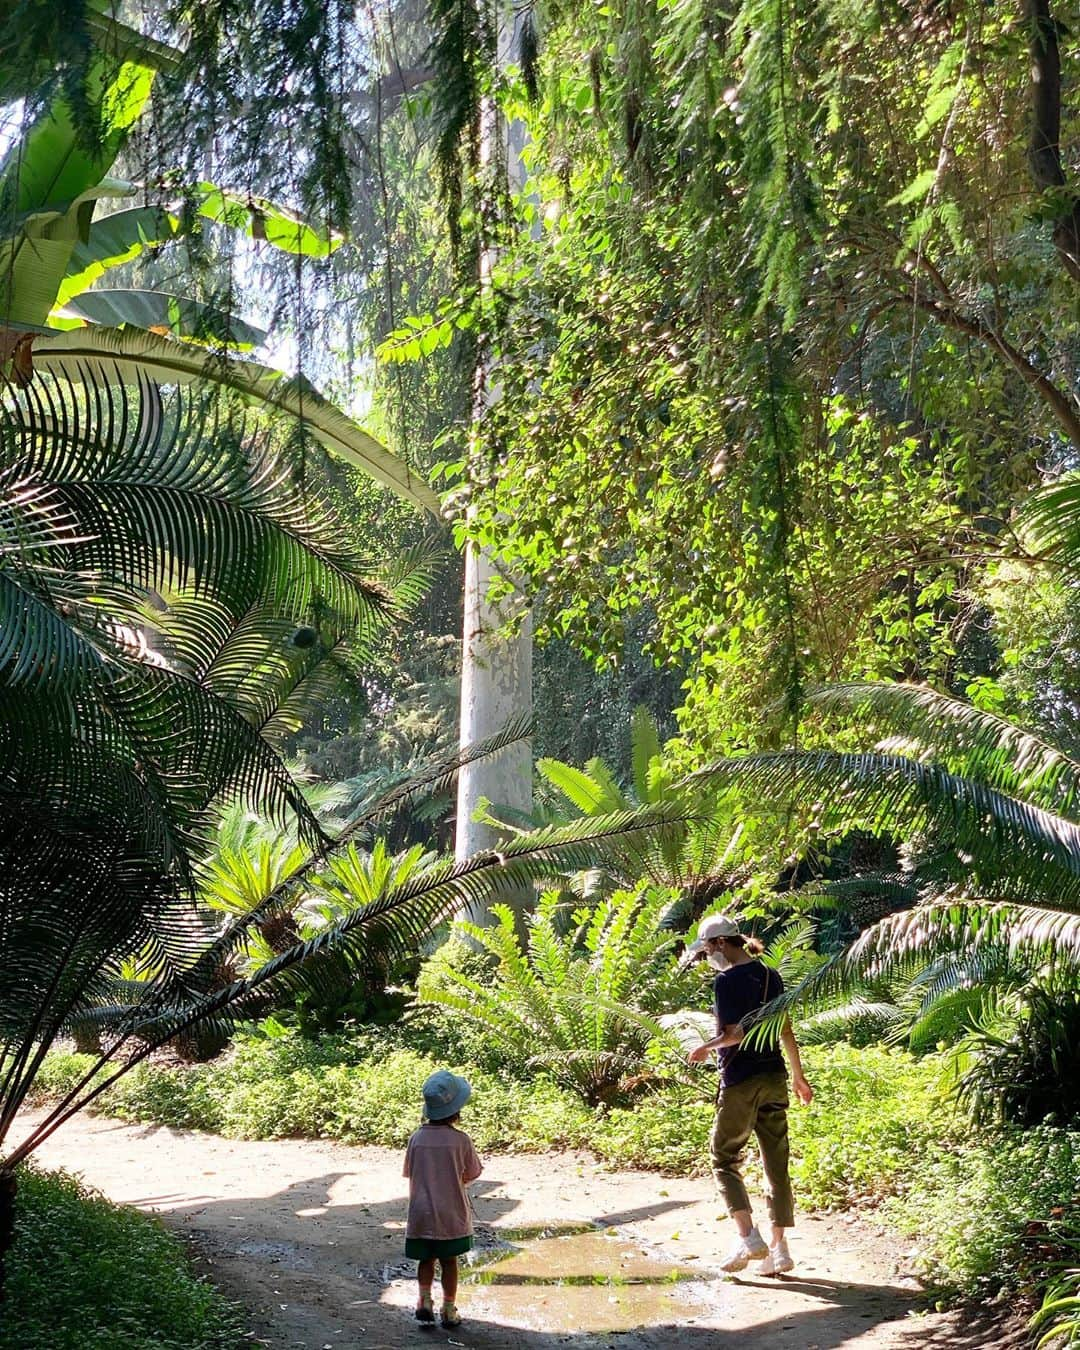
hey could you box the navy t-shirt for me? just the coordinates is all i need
[713,960,786,1087]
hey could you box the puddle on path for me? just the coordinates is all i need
[459,1225,708,1334]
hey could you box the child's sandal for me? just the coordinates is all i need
[415,1294,435,1325]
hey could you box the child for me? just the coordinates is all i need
[403,1070,483,1329]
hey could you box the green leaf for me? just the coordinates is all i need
[1,59,153,216]
[537,758,617,813]
[58,206,179,306]
[631,705,661,802]
[889,168,938,207]
[29,327,440,513]
[53,288,267,350]
[193,184,344,258]
[0,183,134,327]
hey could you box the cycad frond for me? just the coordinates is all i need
[631,704,663,803]
[752,901,1080,1041]
[31,326,440,511]
[693,749,1080,909]
[8,805,688,1160]
[807,683,1080,816]
[1021,478,1080,578]
[798,998,909,1046]
[5,365,391,628]
[339,714,534,843]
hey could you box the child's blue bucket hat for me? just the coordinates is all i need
[422,1070,471,1121]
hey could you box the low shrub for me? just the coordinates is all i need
[789,1043,953,1210]
[587,1084,713,1173]
[2,1166,244,1350]
[32,1033,950,1193]
[888,1122,1080,1297]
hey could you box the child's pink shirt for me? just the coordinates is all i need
[403,1122,483,1240]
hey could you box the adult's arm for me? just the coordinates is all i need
[781,1018,814,1104]
[686,1023,744,1062]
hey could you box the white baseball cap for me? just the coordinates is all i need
[697,914,740,941]
[682,913,741,962]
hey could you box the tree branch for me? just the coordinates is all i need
[902,288,1080,448]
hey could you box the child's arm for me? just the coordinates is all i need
[403,1137,413,1179]
[462,1138,483,1183]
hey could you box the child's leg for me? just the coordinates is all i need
[417,1257,436,1307]
[438,1255,459,1305]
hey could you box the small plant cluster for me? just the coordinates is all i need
[1,1166,244,1350]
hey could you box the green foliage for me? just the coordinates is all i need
[1,1166,244,1349]
[1033,1246,1080,1349]
[31,1036,946,1195]
[952,985,1080,1129]
[888,1123,1080,1298]
[419,888,697,1105]
[786,1044,951,1210]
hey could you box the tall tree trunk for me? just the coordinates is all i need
[455,547,533,887]
[1027,0,1080,282]
[454,10,534,910]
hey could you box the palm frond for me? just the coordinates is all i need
[1021,478,1080,578]
[692,749,1080,909]
[797,998,909,1045]
[748,900,1080,1043]
[4,365,393,629]
[30,326,441,512]
[807,683,1080,816]
[6,805,688,1161]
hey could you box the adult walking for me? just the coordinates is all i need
[687,914,813,1275]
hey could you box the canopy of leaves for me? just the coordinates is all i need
[389,0,1080,752]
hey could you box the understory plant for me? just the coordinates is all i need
[1033,1257,1080,1349]
[2,1166,243,1350]
[419,886,700,1105]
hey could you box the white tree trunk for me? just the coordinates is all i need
[455,547,533,879]
[453,10,535,910]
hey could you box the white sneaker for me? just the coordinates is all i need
[719,1226,769,1272]
[760,1238,794,1275]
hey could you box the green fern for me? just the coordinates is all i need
[419,885,699,1105]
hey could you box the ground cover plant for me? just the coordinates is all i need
[0,1166,244,1350]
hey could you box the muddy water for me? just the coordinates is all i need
[458,1225,716,1334]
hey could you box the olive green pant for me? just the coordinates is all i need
[709,1070,794,1228]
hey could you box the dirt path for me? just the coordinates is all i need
[20,1111,1020,1350]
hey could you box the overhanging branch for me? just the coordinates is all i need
[899,288,1080,450]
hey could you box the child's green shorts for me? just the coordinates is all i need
[405,1235,474,1260]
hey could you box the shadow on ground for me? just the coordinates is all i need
[21,1112,1031,1350]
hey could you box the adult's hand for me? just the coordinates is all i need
[687,1043,713,1064]
[792,1073,813,1105]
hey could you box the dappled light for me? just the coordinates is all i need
[1,2,1079,1347]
